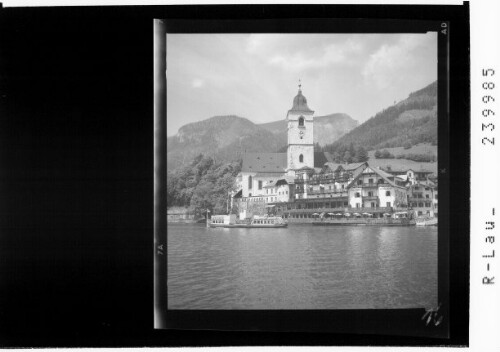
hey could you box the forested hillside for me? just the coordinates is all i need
[167,154,242,213]
[322,81,437,157]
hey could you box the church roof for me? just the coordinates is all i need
[241,153,287,173]
[289,89,313,113]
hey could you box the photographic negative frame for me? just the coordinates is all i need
[155,4,469,346]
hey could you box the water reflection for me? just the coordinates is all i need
[168,223,437,310]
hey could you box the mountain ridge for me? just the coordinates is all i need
[168,113,357,170]
[323,80,438,155]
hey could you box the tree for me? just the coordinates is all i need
[343,150,352,164]
[356,146,369,162]
[374,150,382,159]
[403,141,412,149]
[381,149,394,159]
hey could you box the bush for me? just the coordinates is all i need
[381,149,395,159]
[403,142,412,149]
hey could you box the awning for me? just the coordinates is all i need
[265,205,276,208]
[383,213,392,216]
[344,213,351,216]
[312,213,319,216]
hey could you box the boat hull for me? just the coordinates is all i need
[415,218,438,226]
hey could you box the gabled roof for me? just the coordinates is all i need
[382,166,434,174]
[276,176,296,186]
[346,163,406,189]
[345,162,368,171]
[242,153,287,173]
[324,161,367,172]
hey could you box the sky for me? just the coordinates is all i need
[166,32,437,136]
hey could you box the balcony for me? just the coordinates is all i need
[408,197,428,202]
[307,190,348,197]
[347,206,393,213]
[353,182,389,188]
[286,207,347,214]
[363,196,379,201]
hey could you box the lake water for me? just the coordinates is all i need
[167,223,437,310]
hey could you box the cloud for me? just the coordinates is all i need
[362,33,437,89]
[191,78,204,88]
[246,34,363,72]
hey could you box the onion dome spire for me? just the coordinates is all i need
[290,79,313,113]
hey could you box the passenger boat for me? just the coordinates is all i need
[209,214,287,228]
[415,217,438,226]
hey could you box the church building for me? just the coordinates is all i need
[239,83,330,199]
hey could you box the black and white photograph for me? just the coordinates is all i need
[0,1,476,348]
[163,27,444,314]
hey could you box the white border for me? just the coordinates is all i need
[470,0,500,351]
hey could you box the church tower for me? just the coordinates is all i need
[286,81,315,174]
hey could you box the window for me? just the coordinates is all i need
[249,193,252,197]
[371,202,375,208]
[418,211,423,216]
[368,191,373,197]
[418,202,424,207]
[258,180,262,190]
[298,116,304,127]
[369,179,373,184]
[356,203,360,208]
[426,194,429,198]
[386,202,391,207]
[385,191,391,196]
[248,176,252,189]
[355,192,360,198]
[299,154,304,163]
[357,180,362,185]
